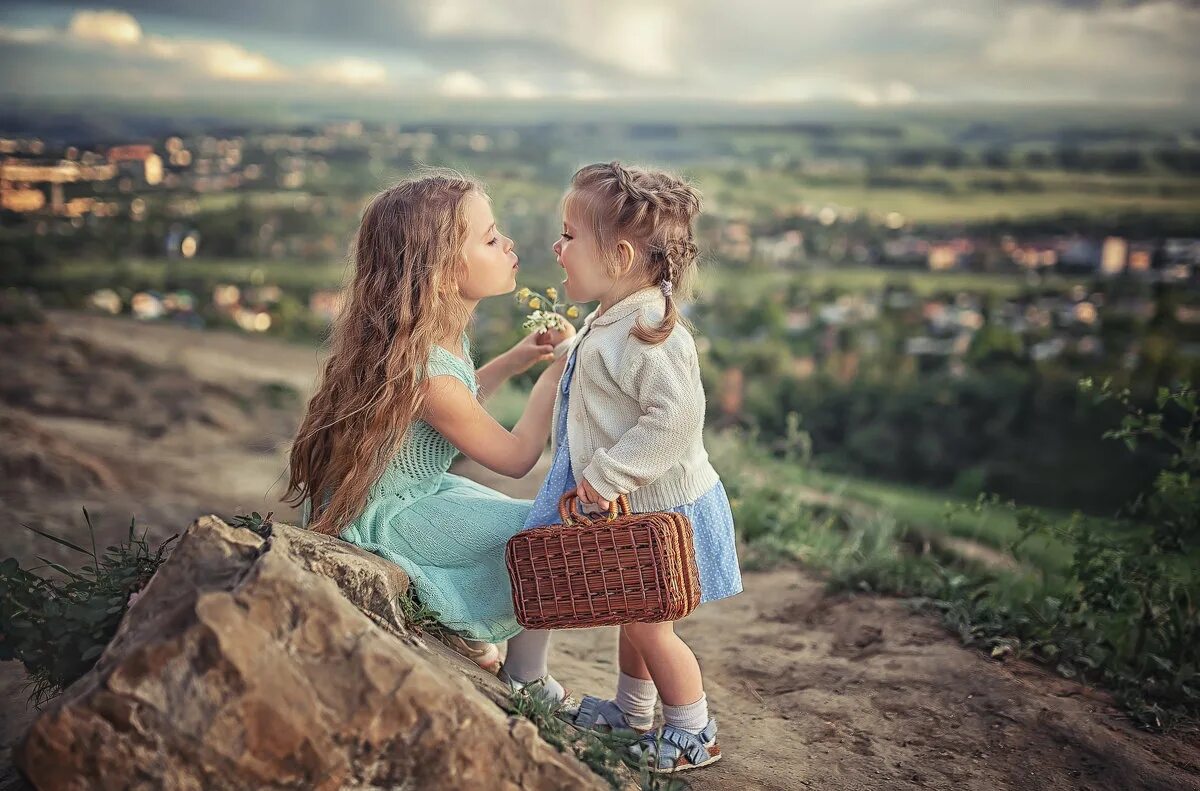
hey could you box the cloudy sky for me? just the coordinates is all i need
[1,0,1197,107]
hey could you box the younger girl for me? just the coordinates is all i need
[287,170,574,701]
[526,162,742,772]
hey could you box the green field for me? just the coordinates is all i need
[43,258,1091,303]
[38,258,350,293]
[692,166,1200,224]
[700,264,1090,300]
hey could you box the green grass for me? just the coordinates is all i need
[692,165,1200,223]
[795,465,1074,572]
[699,265,1090,301]
[707,425,1199,730]
[42,258,350,292]
[505,686,687,790]
[193,191,322,212]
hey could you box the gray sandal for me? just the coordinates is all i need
[562,695,653,735]
[629,719,721,773]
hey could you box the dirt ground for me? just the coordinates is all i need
[2,311,1198,791]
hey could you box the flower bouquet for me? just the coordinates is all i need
[515,286,580,333]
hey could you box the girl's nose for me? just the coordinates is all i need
[552,239,562,255]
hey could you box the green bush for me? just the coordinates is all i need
[0,511,177,703]
[994,379,1199,728]
[710,378,1200,730]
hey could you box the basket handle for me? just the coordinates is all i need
[558,490,631,526]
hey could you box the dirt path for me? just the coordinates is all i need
[466,459,1200,791]
[3,312,1199,791]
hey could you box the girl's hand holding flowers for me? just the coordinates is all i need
[503,285,579,374]
[517,285,579,349]
[504,330,557,374]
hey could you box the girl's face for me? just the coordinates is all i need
[552,202,616,304]
[459,191,519,301]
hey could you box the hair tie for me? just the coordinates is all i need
[659,280,673,299]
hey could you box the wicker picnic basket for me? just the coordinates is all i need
[505,492,702,629]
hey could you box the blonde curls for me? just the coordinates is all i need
[285,170,480,535]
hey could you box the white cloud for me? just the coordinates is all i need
[849,81,918,107]
[413,0,680,78]
[977,1,1199,101]
[0,25,54,45]
[313,57,388,88]
[439,70,487,98]
[501,78,543,100]
[749,75,919,106]
[189,39,287,82]
[1,9,290,84]
[67,9,143,47]
[2,1,1198,105]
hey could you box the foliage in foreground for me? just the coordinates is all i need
[0,510,176,704]
[716,379,1199,731]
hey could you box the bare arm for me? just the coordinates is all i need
[476,320,576,405]
[424,354,568,478]
[476,348,535,404]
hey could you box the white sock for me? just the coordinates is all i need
[614,672,657,729]
[662,693,709,734]
[502,629,551,682]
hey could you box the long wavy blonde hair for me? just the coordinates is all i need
[285,170,479,535]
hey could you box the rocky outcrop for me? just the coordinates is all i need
[14,517,604,791]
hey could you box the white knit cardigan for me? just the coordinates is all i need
[551,286,720,510]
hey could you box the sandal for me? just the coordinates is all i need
[438,633,502,674]
[498,668,579,711]
[561,695,653,736]
[628,719,721,773]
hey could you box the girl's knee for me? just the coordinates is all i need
[622,620,675,645]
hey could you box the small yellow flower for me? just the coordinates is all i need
[515,287,531,304]
[566,305,580,318]
[528,297,541,309]
[545,287,558,301]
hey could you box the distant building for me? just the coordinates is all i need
[1056,238,1101,272]
[1165,238,1200,266]
[1101,237,1128,275]
[0,185,45,212]
[927,239,973,271]
[754,230,804,266]
[1010,242,1058,270]
[1163,238,1200,282]
[718,221,752,261]
[107,145,163,186]
[61,197,95,218]
[883,235,928,264]
[1128,242,1154,273]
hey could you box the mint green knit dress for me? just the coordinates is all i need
[306,334,532,643]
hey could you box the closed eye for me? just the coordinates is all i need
[560,233,573,241]
[488,236,500,245]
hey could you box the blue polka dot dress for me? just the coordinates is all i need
[523,345,743,606]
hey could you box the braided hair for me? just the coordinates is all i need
[564,161,702,345]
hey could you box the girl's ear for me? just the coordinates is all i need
[616,240,637,276]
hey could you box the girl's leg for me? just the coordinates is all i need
[501,629,566,703]
[621,621,702,706]
[622,621,710,734]
[619,624,652,679]
[615,627,658,729]
[503,628,551,681]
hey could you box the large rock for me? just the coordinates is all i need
[14,517,605,791]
